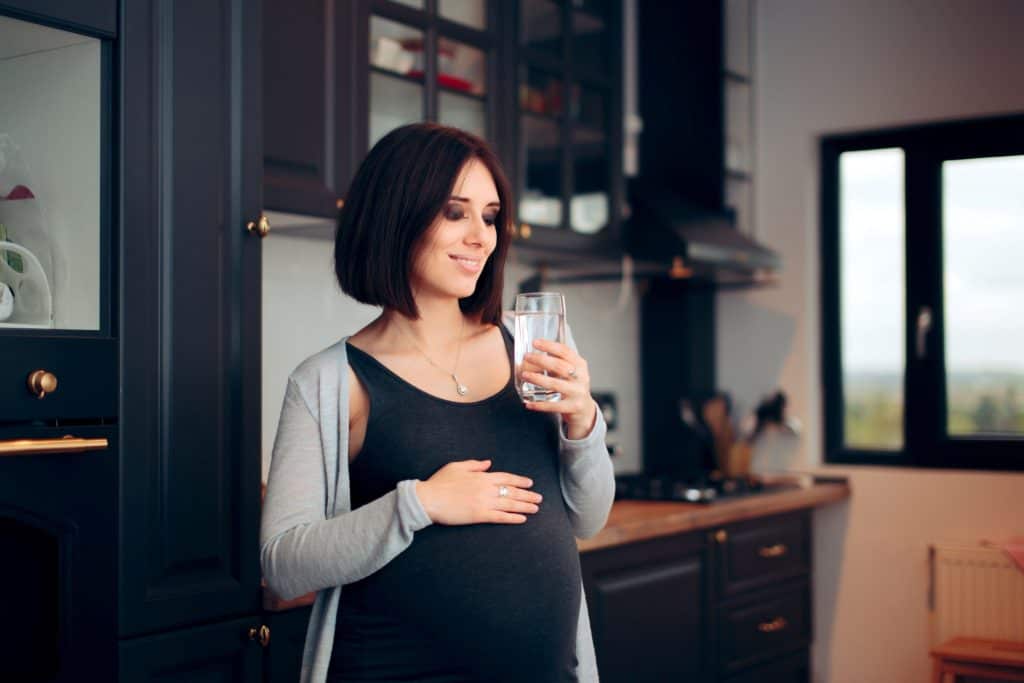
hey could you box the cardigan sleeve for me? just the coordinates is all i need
[557,321,616,539]
[259,377,434,601]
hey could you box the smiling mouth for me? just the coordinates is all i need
[449,255,482,268]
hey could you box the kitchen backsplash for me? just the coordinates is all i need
[261,236,642,481]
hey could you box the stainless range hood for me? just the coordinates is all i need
[624,180,781,284]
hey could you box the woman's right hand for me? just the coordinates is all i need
[414,459,542,525]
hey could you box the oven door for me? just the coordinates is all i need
[0,423,117,681]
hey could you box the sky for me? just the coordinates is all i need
[839,149,1023,374]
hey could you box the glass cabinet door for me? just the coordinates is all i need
[366,1,494,150]
[515,0,617,241]
[0,15,103,332]
[0,12,115,422]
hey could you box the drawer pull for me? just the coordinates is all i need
[757,616,788,633]
[0,435,109,457]
[758,543,788,558]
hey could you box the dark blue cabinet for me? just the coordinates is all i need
[1,0,266,680]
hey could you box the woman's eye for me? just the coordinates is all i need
[444,204,465,221]
[483,214,498,226]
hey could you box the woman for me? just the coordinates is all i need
[260,123,615,683]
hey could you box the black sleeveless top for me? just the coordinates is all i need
[327,325,581,683]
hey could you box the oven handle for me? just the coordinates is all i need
[0,435,109,457]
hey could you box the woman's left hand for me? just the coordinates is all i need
[521,339,597,440]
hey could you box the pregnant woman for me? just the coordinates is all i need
[260,123,615,683]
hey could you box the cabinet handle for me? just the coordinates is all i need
[519,223,532,239]
[758,543,788,558]
[714,529,728,544]
[246,215,271,238]
[248,624,271,648]
[336,198,345,210]
[27,369,58,399]
[757,616,788,633]
[0,435,109,458]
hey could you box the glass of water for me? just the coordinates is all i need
[514,292,566,402]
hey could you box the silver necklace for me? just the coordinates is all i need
[399,316,469,397]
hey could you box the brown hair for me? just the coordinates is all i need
[334,123,513,324]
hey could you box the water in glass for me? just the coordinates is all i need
[514,293,566,402]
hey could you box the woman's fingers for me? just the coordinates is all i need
[489,472,534,490]
[497,498,541,514]
[488,511,528,524]
[523,352,580,379]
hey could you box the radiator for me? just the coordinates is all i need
[928,542,1024,646]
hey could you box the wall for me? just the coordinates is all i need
[261,239,641,481]
[715,1,1024,681]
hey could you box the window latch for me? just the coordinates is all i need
[916,306,933,359]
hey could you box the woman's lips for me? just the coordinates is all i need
[449,254,483,274]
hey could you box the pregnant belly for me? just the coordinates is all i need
[347,503,582,682]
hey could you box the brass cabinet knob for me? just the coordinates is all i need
[27,370,58,399]
[519,223,532,239]
[246,215,271,238]
[714,529,728,544]
[758,543,788,558]
[248,624,271,647]
[336,198,345,209]
[757,616,788,633]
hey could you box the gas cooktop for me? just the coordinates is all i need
[613,473,798,504]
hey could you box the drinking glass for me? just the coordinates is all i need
[514,292,566,402]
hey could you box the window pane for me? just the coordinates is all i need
[839,148,905,449]
[943,155,1024,436]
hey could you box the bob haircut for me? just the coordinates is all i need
[334,123,513,325]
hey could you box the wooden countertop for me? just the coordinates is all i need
[263,476,850,611]
[577,478,851,553]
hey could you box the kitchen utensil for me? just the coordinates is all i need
[701,394,735,473]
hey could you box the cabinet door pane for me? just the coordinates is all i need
[572,8,607,75]
[439,92,486,139]
[943,154,1024,436]
[440,0,487,30]
[520,114,562,228]
[520,0,562,57]
[370,73,424,148]
[571,124,608,235]
[369,16,422,78]
[0,15,102,331]
[439,38,486,95]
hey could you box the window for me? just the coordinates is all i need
[821,114,1024,471]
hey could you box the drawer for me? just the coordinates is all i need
[718,583,810,674]
[715,512,809,596]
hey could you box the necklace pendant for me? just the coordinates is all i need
[452,374,469,397]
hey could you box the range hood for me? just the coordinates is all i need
[624,180,781,285]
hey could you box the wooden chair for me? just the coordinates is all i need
[931,637,1024,683]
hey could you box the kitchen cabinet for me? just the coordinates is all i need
[263,0,504,221]
[580,510,812,682]
[1,0,267,680]
[507,0,625,258]
[581,528,712,682]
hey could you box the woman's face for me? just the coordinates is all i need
[411,159,500,302]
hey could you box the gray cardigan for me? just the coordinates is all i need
[260,314,615,683]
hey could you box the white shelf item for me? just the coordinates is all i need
[0,240,53,327]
